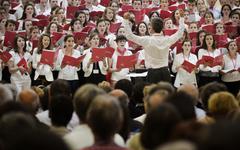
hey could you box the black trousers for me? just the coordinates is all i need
[224,81,240,96]
[146,67,171,84]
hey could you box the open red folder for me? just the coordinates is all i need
[62,54,86,67]
[3,31,16,48]
[81,26,94,33]
[66,6,79,19]
[163,29,178,36]
[32,19,50,28]
[17,58,28,70]
[220,68,239,74]
[159,10,172,19]
[100,0,110,7]
[92,47,115,62]
[40,50,55,66]
[116,52,139,69]
[51,32,65,46]
[168,4,185,11]
[130,10,144,24]
[73,32,88,45]
[109,23,122,33]
[202,24,216,34]
[214,34,228,48]
[143,7,159,16]
[0,51,12,63]
[197,54,223,67]
[121,5,133,11]
[182,60,196,73]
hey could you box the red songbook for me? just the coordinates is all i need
[0,51,12,63]
[182,60,196,73]
[214,34,228,48]
[118,10,128,17]
[224,25,238,38]
[35,15,49,20]
[128,40,139,50]
[31,40,39,51]
[197,55,223,67]
[82,26,94,32]
[17,58,28,70]
[163,29,178,36]
[51,32,65,46]
[212,54,224,67]
[99,37,108,46]
[117,52,139,69]
[168,5,177,11]
[66,6,79,19]
[62,24,70,31]
[18,31,26,37]
[40,50,55,66]
[32,19,50,28]
[90,11,104,21]
[130,10,144,24]
[202,24,215,34]
[62,54,86,67]
[86,22,96,28]
[159,10,172,19]
[189,32,198,40]
[100,0,110,7]
[73,32,88,45]
[92,47,114,62]
[3,31,16,48]
[143,7,159,16]
[109,23,122,33]
[121,5,133,11]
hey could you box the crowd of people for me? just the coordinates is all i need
[0,0,239,149]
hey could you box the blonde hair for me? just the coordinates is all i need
[208,91,239,119]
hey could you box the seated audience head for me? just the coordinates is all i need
[208,91,239,120]
[140,103,182,150]
[151,17,163,34]
[50,79,72,98]
[0,84,13,105]
[49,94,73,127]
[200,82,228,111]
[98,81,113,93]
[17,89,40,114]
[177,84,199,105]
[166,91,196,121]
[73,84,105,123]
[157,81,175,95]
[87,94,123,142]
[114,79,133,98]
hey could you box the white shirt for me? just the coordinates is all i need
[9,50,32,81]
[35,4,51,16]
[36,110,79,130]
[172,53,198,88]
[64,124,125,150]
[198,48,222,72]
[56,49,81,80]
[82,48,108,77]
[124,18,185,69]
[221,53,240,82]
[32,48,54,81]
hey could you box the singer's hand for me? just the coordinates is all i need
[18,66,26,74]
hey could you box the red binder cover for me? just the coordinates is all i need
[163,29,178,36]
[51,32,65,46]
[32,19,50,28]
[159,10,172,19]
[116,52,139,69]
[92,47,115,62]
[202,24,216,34]
[143,7,159,16]
[100,0,110,7]
[214,34,228,48]
[182,60,196,73]
[40,50,55,66]
[62,54,86,67]
[197,55,223,67]
[109,23,122,33]
[81,26,94,32]
[73,32,88,45]
[3,31,16,48]
[130,10,144,24]
[121,5,134,11]
[0,51,12,63]
[17,58,28,70]
[66,6,79,19]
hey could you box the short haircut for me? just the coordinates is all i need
[87,94,123,141]
[49,94,73,127]
[73,84,105,122]
[151,17,163,33]
[50,79,72,98]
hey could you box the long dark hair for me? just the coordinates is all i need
[13,35,27,53]
[135,21,149,36]
[37,34,52,54]
[20,3,36,20]
[201,33,216,50]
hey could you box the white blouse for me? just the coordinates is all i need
[82,48,108,77]
[172,53,198,88]
[9,50,32,81]
[221,53,240,82]
[32,48,54,82]
[111,50,132,81]
[56,49,81,80]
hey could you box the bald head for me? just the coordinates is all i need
[17,89,39,113]
[0,84,13,105]
[109,89,129,106]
